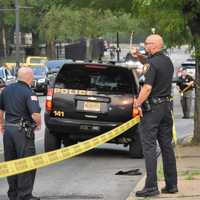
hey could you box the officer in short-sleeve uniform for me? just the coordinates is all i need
[0,80,41,200]
[141,51,177,189]
[176,69,194,118]
[134,50,178,197]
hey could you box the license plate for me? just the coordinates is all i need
[83,101,100,112]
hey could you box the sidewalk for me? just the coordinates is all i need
[127,140,200,200]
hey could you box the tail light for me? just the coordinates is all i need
[132,107,140,118]
[46,88,53,112]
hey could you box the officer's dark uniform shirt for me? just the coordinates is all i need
[176,74,193,91]
[0,81,41,123]
[144,52,174,98]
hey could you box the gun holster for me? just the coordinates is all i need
[142,100,152,112]
[19,118,36,139]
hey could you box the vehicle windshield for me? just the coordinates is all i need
[47,61,64,71]
[30,58,47,64]
[55,64,133,93]
[32,67,46,76]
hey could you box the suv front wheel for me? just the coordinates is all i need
[44,128,61,152]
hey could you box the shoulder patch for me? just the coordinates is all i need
[31,96,38,101]
[143,64,150,74]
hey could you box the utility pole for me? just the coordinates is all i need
[116,32,120,62]
[15,0,20,69]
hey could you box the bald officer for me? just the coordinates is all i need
[0,67,41,200]
[132,34,178,197]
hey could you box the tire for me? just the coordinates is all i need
[129,130,143,158]
[63,137,76,147]
[44,128,61,152]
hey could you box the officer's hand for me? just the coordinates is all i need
[138,107,143,117]
[133,99,143,117]
[32,113,41,131]
[131,47,140,58]
[0,125,4,134]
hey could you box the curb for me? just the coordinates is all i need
[126,175,146,200]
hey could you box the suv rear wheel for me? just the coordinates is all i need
[129,131,143,158]
[63,137,76,147]
[45,128,61,152]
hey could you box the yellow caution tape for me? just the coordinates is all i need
[0,116,140,178]
[171,111,177,144]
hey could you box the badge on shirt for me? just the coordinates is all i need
[31,96,38,101]
[143,63,150,74]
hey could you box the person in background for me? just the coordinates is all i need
[176,68,194,118]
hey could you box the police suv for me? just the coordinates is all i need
[44,62,143,158]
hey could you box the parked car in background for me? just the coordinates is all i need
[44,62,143,158]
[46,59,73,86]
[26,56,48,67]
[0,66,16,85]
[181,58,196,78]
[31,66,49,95]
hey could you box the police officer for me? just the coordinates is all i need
[132,34,178,197]
[176,68,194,118]
[0,67,41,200]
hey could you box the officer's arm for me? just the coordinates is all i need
[32,112,41,130]
[131,47,147,64]
[0,110,4,134]
[135,84,152,107]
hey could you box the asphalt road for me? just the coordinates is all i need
[0,96,145,200]
[0,47,194,200]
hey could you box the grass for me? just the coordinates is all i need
[157,163,200,181]
[179,170,200,180]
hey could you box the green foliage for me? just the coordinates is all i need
[39,6,137,42]
[131,0,194,47]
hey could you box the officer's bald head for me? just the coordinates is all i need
[17,67,34,86]
[145,34,164,55]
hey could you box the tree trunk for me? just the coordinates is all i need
[192,36,200,144]
[46,41,56,59]
[2,26,7,58]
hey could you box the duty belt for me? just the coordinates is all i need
[4,122,21,128]
[150,96,171,105]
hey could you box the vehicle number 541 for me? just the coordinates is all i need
[53,110,64,117]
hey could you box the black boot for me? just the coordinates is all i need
[28,196,40,200]
[135,187,160,197]
[161,185,178,193]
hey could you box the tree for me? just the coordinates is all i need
[39,6,137,58]
[131,0,200,143]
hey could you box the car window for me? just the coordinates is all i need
[55,64,133,93]
[47,62,63,71]
[181,63,195,68]
[32,67,46,76]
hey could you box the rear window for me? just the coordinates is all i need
[181,63,195,68]
[55,64,133,93]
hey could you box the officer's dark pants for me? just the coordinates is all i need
[3,126,36,200]
[139,102,177,189]
[180,91,192,118]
